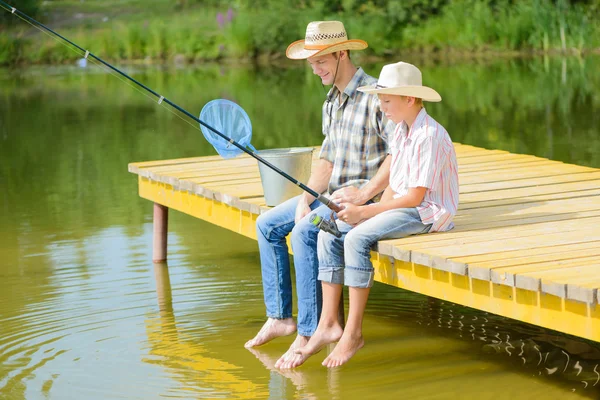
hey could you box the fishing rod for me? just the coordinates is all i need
[0,1,343,214]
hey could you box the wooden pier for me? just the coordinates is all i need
[129,143,600,342]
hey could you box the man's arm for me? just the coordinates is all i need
[300,159,333,203]
[295,159,333,222]
[330,155,391,205]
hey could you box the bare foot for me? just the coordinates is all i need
[274,334,309,369]
[280,323,344,369]
[244,318,296,348]
[322,332,364,368]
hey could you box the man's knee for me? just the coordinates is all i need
[291,217,317,246]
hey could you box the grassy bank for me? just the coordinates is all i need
[1,0,599,65]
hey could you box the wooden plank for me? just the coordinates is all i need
[517,263,600,297]
[459,171,600,194]
[397,229,600,275]
[128,154,225,173]
[565,277,600,303]
[458,164,593,185]
[454,240,600,265]
[489,256,600,287]
[460,179,600,205]
[471,245,600,282]
[458,159,556,173]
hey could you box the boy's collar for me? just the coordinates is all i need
[400,107,428,137]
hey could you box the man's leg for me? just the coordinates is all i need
[273,204,337,367]
[246,195,322,348]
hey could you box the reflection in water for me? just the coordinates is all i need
[414,298,600,394]
[146,262,268,398]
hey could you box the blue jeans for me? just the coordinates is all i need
[256,195,334,336]
[317,207,431,288]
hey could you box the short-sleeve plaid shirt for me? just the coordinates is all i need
[319,67,395,195]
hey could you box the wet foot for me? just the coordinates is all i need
[280,323,343,369]
[322,332,364,368]
[274,334,309,369]
[244,318,296,348]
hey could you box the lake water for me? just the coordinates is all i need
[1,55,600,399]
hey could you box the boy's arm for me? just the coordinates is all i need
[360,187,426,220]
[338,186,426,225]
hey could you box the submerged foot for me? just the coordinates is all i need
[244,318,297,348]
[322,332,364,368]
[280,323,343,369]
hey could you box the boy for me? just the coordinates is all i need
[281,61,459,369]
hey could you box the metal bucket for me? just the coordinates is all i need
[257,147,314,206]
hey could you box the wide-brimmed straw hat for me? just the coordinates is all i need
[286,21,368,60]
[358,62,442,102]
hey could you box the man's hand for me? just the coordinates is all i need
[295,199,312,223]
[337,203,367,226]
[330,186,366,206]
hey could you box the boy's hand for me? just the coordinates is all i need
[330,186,366,205]
[338,203,366,226]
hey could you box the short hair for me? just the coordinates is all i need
[400,96,423,107]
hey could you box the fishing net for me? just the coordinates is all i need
[199,99,256,159]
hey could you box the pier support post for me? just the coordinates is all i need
[153,203,168,263]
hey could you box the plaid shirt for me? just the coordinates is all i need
[319,67,395,195]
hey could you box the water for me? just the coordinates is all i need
[1,56,600,399]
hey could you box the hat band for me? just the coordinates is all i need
[376,84,387,88]
[304,43,333,50]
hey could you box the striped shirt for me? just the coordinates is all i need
[319,67,396,195]
[389,108,459,232]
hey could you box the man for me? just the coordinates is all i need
[245,20,395,368]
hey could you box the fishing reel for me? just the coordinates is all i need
[309,213,342,238]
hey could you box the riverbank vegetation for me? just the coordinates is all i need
[1,0,599,65]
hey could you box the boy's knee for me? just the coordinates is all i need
[344,229,369,251]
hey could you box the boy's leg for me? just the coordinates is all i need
[324,208,431,366]
[273,204,339,366]
[246,195,322,348]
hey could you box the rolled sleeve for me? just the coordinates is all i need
[319,135,335,163]
[408,136,444,189]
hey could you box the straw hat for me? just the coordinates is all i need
[286,21,368,60]
[358,62,441,102]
